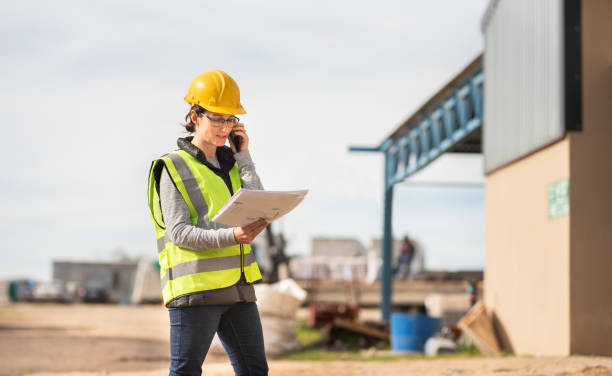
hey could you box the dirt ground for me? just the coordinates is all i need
[1,304,611,376]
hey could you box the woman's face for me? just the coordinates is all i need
[193,111,237,147]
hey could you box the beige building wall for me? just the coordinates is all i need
[485,139,571,355]
[568,0,612,356]
[485,0,612,356]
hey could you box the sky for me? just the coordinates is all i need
[0,0,489,280]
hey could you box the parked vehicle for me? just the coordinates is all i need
[77,282,111,303]
[9,280,35,302]
[33,280,67,303]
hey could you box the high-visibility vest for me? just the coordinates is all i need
[147,149,262,305]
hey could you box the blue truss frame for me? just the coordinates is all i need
[349,67,483,321]
[383,68,483,189]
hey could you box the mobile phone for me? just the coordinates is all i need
[229,130,242,152]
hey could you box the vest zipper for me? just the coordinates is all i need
[240,244,245,281]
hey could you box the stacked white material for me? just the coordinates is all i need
[130,260,162,304]
[208,279,308,358]
[425,293,472,326]
[365,250,383,284]
[0,281,8,304]
[289,256,368,281]
[328,257,367,281]
[288,257,330,280]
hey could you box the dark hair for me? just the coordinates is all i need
[183,104,207,133]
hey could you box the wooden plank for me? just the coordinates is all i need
[333,318,390,340]
[457,301,501,356]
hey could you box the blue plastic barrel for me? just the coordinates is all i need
[390,313,441,352]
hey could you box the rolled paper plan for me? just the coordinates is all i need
[212,188,308,227]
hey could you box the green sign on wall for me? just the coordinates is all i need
[548,179,569,219]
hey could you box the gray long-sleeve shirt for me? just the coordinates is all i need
[159,149,264,251]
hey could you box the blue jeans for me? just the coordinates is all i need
[168,302,268,376]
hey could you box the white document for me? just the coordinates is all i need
[212,188,308,227]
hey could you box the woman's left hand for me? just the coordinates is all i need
[229,122,249,153]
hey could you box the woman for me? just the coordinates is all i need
[147,70,269,375]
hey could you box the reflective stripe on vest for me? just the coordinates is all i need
[166,152,208,226]
[160,252,257,288]
[147,150,262,305]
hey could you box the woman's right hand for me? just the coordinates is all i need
[233,219,269,244]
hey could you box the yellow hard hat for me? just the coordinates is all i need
[184,70,246,115]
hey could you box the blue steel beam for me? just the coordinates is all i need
[348,146,381,152]
[348,61,483,322]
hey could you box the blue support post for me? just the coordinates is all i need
[381,152,394,322]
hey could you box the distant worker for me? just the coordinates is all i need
[147,70,269,375]
[395,235,415,280]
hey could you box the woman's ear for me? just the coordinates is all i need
[190,110,200,127]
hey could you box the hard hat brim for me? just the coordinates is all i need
[184,98,247,115]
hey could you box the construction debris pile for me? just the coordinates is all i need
[306,293,501,357]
